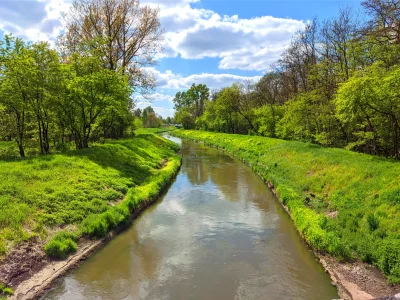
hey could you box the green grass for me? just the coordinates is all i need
[0,283,13,298]
[134,126,176,135]
[173,130,400,284]
[0,134,180,259]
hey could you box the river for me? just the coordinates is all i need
[43,134,338,300]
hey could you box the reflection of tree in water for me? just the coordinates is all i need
[182,142,211,185]
[182,141,271,207]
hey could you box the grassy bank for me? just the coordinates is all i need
[134,126,176,135]
[173,130,400,284]
[0,134,180,259]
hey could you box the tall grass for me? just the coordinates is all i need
[0,134,180,259]
[173,130,400,284]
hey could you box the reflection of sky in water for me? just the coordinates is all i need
[43,137,338,300]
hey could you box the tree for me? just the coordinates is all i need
[173,83,210,128]
[59,0,163,94]
[362,0,400,45]
[336,63,400,158]
[0,36,31,157]
[61,47,131,149]
[24,42,63,154]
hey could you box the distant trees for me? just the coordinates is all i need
[173,83,210,129]
[174,1,400,159]
[132,106,162,128]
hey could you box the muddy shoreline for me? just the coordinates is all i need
[0,162,181,300]
[174,136,400,300]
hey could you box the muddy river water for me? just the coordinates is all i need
[43,134,338,300]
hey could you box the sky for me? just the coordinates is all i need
[0,0,364,117]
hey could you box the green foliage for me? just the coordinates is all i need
[173,130,400,282]
[0,134,180,259]
[134,127,175,135]
[173,84,210,128]
[44,231,78,259]
[0,35,135,156]
[378,239,400,284]
[0,283,14,297]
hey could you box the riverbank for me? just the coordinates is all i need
[0,134,181,299]
[134,126,176,135]
[172,130,400,299]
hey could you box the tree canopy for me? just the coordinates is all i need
[173,0,400,159]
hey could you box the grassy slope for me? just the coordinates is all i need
[173,130,400,284]
[0,134,180,258]
[134,126,176,135]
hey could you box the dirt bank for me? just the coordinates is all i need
[0,162,181,300]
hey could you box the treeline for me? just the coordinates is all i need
[174,0,400,159]
[0,0,162,157]
[133,106,164,129]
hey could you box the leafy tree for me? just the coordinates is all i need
[62,47,131,149]
[336,63,400,158]
[0,36,31,156]
[59,0,163,94]
[173,83,210,129]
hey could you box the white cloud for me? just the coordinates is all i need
[148,68,262,90]
[134,69,262,118]
[153,5,305,71]
[0,0,70,41]
[0,0,304,71]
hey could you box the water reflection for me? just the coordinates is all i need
[43,136,338,300]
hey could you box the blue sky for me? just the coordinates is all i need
[0,0,364,117]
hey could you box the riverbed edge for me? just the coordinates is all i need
[7,156,182,300]
[170,131,399,300]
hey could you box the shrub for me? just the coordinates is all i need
[80,215,109,238]
[378,239,400,284]
[44,231,78,259]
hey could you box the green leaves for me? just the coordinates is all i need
[335,63,400,157]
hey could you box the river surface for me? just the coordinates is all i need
[43,134,338,300]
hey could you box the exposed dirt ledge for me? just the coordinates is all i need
[1,160,181,300]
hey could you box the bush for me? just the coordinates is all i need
[80,215,109,238]
[378,239,400,284]
[44,231,78,259]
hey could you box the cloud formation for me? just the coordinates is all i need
[149,68,262,90]
[0,0,69,41]
[153,4,305,71]
[0,0,303,71]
